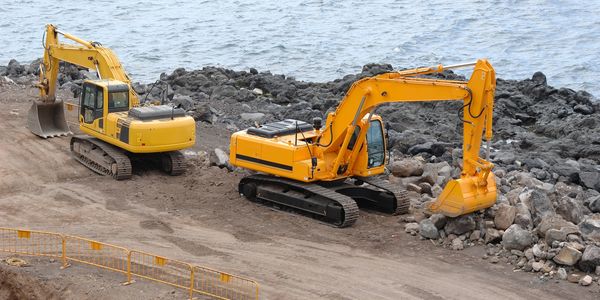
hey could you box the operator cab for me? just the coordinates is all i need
[79,79,130,128]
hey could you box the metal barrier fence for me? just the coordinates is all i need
[193,265,260,300]
[0,228,259,300]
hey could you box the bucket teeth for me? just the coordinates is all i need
[27,100,72,138]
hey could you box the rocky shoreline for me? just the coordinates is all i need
[2,59,600,286]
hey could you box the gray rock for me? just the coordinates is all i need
[537,215,577,237]
[555,196,585,224]
[529,189,555,225]
[531,71,547,85]
[391,158,424,177]
[236,88,257,102]
[579,218,600,242]
[6,59,25,76]
[578,245,600,273]
[574,104,594,115]
[406,183,422,193]
[492,152,516,165]
[211,85,238,100]
[172,94,195,110]
[579,275,593,286]
[588,195,600,213]
[419,219,439,239]
[553,246,582,266]
[532,261,544,272]
[469,230,481,241]
[451,238,464,250]
[579,171,600,191]
[445,214,476,235]
[191,102,215,123]
[484,228,502,244]
[532,244,544,258]
[429,214,447,229]
[418,182,432,195]
[514,203,533,229]
[240,112,265,122]
[502,224,534,251]
[494,204,517,230]
[209,148,230,169]
[404,222,420,233]
[545,229,567,245]
[567,273,581,283]
[525,248,534,260]
[557,267,567,280]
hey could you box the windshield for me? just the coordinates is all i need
[367,120,385,168]
[109,91,129,111]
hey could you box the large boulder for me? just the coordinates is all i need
[494,204,517,230]
[537,215,578,237]
[211,85,238,100]
[529,189,555,225]
[445,214,476,235]
[553,246,582,266]
[555,196,585,224]
[578,245,600,273]
[588,195,600,213]
[391,158,423,177]
[579,171,600,191]
[502,224,534,251]
[514,203,533,229]
[419,219,439,239]
[579,217,600,242]
[429,214,447,229]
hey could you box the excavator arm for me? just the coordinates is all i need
[29,24,140,138]
[38,24,139,105]
[321,59,496,216]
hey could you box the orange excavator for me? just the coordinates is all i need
[229,59,497,227]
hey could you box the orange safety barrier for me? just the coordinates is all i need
[64,235,129,275]
[0,228,259,300]
[0,228,63,259]
[193,266,259,300]
[128,250,194,298]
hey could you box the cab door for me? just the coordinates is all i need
[80,83,105,133]
[366,119,386,169]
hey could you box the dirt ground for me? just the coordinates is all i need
[0,85,599,299]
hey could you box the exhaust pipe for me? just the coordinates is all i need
[27,100,72,138]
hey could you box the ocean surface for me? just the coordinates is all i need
[1,0,598,95]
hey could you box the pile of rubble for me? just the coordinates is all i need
[396,156,600,286]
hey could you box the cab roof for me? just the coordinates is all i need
[84,79,130,92]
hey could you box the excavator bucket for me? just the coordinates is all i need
[27,100,72,138]
[427,174,497,217]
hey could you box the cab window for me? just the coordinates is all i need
[367,120,385,168]
[109,91,129,112]
[82,85,96,108]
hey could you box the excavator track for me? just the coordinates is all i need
[161,151,186,176]
[355,176,410,214]
[239,174,359,227]
[70,136,132,180]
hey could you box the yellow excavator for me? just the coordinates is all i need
[230,59,497,226]
[28,24,196,179]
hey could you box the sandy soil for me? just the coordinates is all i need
[0,85,598,299]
